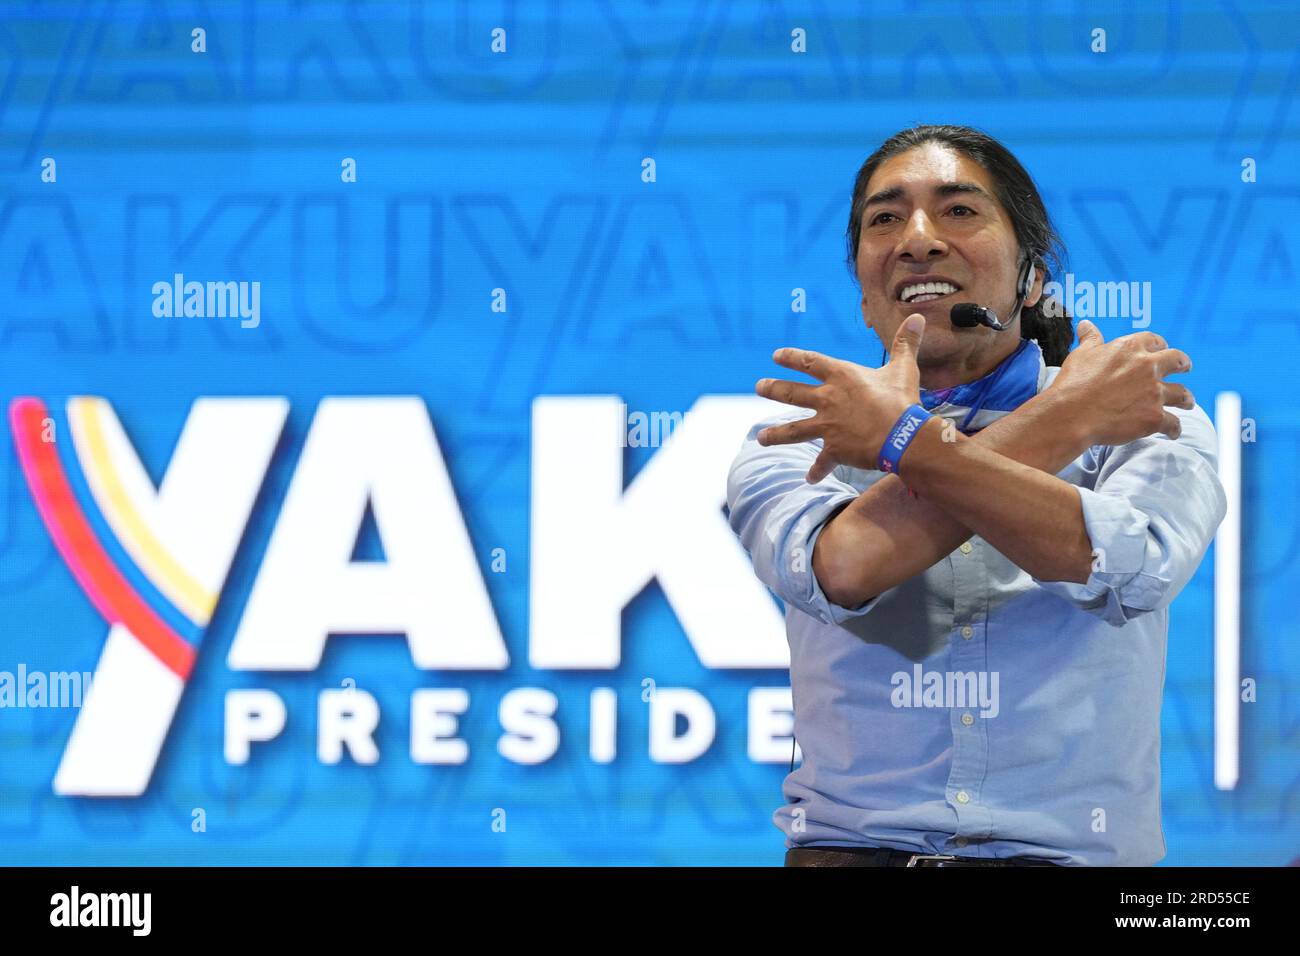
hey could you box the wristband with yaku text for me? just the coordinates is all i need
[877,403,934,478]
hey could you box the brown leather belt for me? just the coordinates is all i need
[785,845,1063,867]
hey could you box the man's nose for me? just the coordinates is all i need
[898,211,948,262]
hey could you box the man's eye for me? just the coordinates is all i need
[949,205,975,217]
[870,212,898,225]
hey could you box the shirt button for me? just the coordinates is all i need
[960,625,974,639]
[955,790,970,804]
[953,837,969,848]
[961,712,974,726]
[959,541,973,555]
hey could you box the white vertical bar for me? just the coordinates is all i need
[1214,392,1242,790]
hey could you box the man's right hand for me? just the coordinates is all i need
[1048,319,1195,445]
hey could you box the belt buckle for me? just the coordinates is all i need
[904,853,960,867]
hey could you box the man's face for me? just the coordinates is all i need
[855,143,1042,377]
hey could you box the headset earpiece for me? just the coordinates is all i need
[1017,255,1035,298]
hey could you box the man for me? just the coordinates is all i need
[726,125,1227,867]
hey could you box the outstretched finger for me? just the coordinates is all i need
[884,314,926,396]
[757,415,823,447]
[755,377,822,409]
[771,347,836,381]
[888,314,926,367]
[1161,382,1195,410]
[1133,330,1169,352]
[1154,348,1192,376]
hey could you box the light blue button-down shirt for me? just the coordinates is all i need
[726,349,1227,865]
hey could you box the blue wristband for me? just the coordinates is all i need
[877,403,933,474]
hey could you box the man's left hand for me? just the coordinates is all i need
[755,313,927,483]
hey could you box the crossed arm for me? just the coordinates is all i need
[811,387,1097,609]
[733,324,1224,625]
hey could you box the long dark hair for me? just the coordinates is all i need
[845,124,1073,367]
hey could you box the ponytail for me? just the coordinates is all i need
[1019,264,1074,367]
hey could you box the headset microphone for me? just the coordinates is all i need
[950,254,1035,332]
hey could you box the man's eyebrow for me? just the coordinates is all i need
[863,182,992,208]
[935,182,992,201]
[863,185,904,208]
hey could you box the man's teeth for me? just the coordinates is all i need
[901,281,958,303]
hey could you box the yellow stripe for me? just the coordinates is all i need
[71,398,215,622]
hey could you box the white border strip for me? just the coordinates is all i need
[1214,392,1242,791]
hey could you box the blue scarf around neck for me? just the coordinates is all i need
[916,337,1045,435]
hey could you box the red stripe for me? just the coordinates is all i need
[10,399,195,680]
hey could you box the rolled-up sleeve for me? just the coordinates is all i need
[726,410,884,625]
[1032,402,1228,627]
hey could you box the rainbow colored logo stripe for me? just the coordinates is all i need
[11,398,212,678]
[5,394,296,797]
